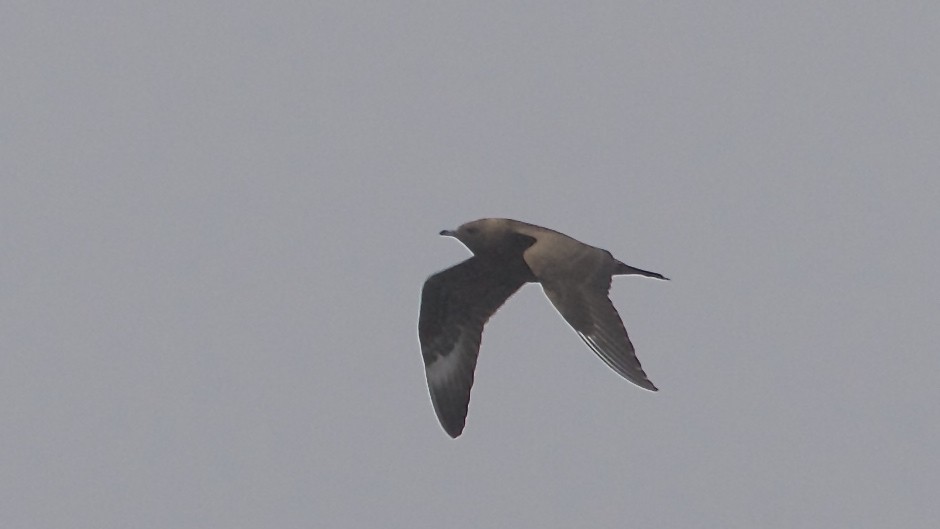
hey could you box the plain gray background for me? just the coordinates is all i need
[3,2,938,528]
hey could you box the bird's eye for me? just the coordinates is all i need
[465,227,479,235]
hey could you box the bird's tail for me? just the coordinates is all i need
[614,261,669,280]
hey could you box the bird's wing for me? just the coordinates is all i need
[540,271,658,392]
[418,257,528,437]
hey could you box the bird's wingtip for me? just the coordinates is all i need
[443,422,464,438]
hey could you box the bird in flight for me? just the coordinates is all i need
[418,218,667,437]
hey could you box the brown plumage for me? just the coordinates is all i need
[419,219,667,438]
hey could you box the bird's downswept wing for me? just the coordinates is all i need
[540,275,658,392]
[418,257,530,437]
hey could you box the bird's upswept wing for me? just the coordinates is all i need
[418,257,529,437]
[539,267,658,392]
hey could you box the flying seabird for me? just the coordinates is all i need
[418,218,667,437]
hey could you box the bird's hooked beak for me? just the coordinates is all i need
[439,229,457,237]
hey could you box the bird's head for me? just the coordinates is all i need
[440,218,511,256]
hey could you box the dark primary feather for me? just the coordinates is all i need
[541,270,658,391]
[419,255,533,437]
[575,294,658,391]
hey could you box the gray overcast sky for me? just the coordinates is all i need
[2,2,938,528]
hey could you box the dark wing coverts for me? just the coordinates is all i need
[418,257,528,437]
